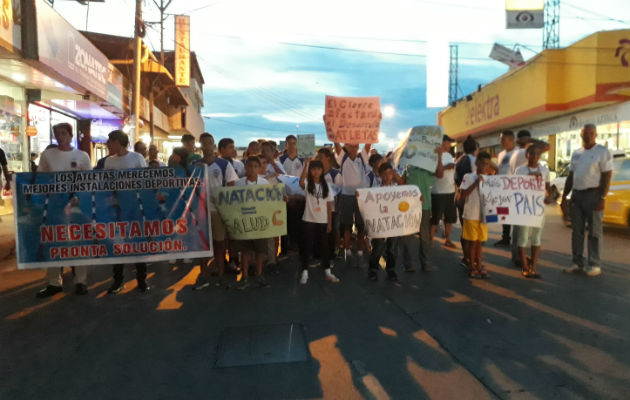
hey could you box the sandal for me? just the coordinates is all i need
[469,269,481,279]
[444,240,457,249]
[478,267,489,279]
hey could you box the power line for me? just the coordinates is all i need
[563,2,629,24]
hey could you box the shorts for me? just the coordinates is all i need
[339,194,365,231]
[234,238,268,255]
[431,193,457,225]
[517,218,545,248]
[462,219,487,242]
[210,211,227,242]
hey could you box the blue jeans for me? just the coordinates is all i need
[570,189,603,268]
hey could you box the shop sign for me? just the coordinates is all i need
[106,64,123,111]
[0,0,20,52]
[174,15,190,87]
[506,0,544,29]
[25,125,37,136]
[465,94,501,127]
[35,0,108,100]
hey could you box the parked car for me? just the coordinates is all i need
[561,155,630,230]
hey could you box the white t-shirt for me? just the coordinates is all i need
[334,147,371,169]
[302,180,335,224]
[104,151,147,170]
[570,144,613,190]
[204,158,238,211]
[509,147,527,174]
[515,164,550,183]
[38,147,92,172]
[339,154,369,195]
[432,152,456,194]
[497,148,515,175]
[459,172,482,221]
[279,154,304,177]
[235,176,269,186]
[232,158,246,178]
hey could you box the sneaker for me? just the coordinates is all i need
[255,275,270,288]
[325,270,340,283]
[300,270,309,284]
[36,285,63,298]
[357,250,364,257]
[74,283,88,295]
[584,266,601,277]
[137,281,151,293]
[193,281,210,291]
[236,278,250,290]
[494,238,510,247]
[107,280,124,294]
[368,270,378,281]
[387,271,399,282]
[563,264,582,274]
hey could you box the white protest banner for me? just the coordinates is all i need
[392,126,443,173]
[356,185,422,239]
[297,134,315,158]
[323,96,381,144]
[480,175,546,228]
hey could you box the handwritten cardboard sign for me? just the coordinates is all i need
[356,185,422,239]
[297,134,315,158]
[215,183,288,240]
[480,175,546,228]
[393,126,443,173]
[323,96,381,144]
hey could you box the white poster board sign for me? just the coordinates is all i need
[323,96,381,144]
[297,134,315,158]
[393,126,443,173]
[480,175,546,228]
[356,185,422,239]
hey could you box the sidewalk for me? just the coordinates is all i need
[0,213,16,273]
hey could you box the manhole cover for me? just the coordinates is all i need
[215,323,309,367]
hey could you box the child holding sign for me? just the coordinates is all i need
[457,152,493,278]
[515,145,552,279]
[298,160,339,284]
[234,156,271,290]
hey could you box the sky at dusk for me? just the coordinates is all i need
[54,0,629,150]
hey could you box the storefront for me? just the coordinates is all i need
[438,29,630,170]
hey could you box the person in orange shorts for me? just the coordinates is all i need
[457,152,493,278]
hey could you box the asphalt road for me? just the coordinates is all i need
[0,205,628,400]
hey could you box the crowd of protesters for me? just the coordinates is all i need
[29,122,612,298]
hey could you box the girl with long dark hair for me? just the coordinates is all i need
[298,159,340,284]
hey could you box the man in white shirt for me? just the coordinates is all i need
[193,133,238,290]
[104,130,150,294]
[494,130,516,247]
[338,143,370,260]
[431,135,457,248]
[278,135,306,255]
[218,138,245,178]
[561,124,612,277]
[36,123,92,298]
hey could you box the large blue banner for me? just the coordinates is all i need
[12,167,213,269]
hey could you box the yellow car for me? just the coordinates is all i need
[603,157,630,229]
[562,156,630,230]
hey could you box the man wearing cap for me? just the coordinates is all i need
[494,130,516,247]
[561,124,612,277]
[36,123,92,297]
[430,134,457,248]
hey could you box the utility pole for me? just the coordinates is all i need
[543,0,560,49]
[152,0,173,65]
[448,44,459,105]
[132,0,144,146]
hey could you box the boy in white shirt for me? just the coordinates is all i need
[36,123,92,298]
[515,145,553,279]
[458,151,493,279]
[234,156,271,290]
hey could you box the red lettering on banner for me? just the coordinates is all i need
[162,220,174,235]
[41,226,54,243]
[144,220,160,237]
[176,218,188,234]
[56,225,67,241]
[69,224,81,241]
[116,222,128,237]
[129,221,142,238]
